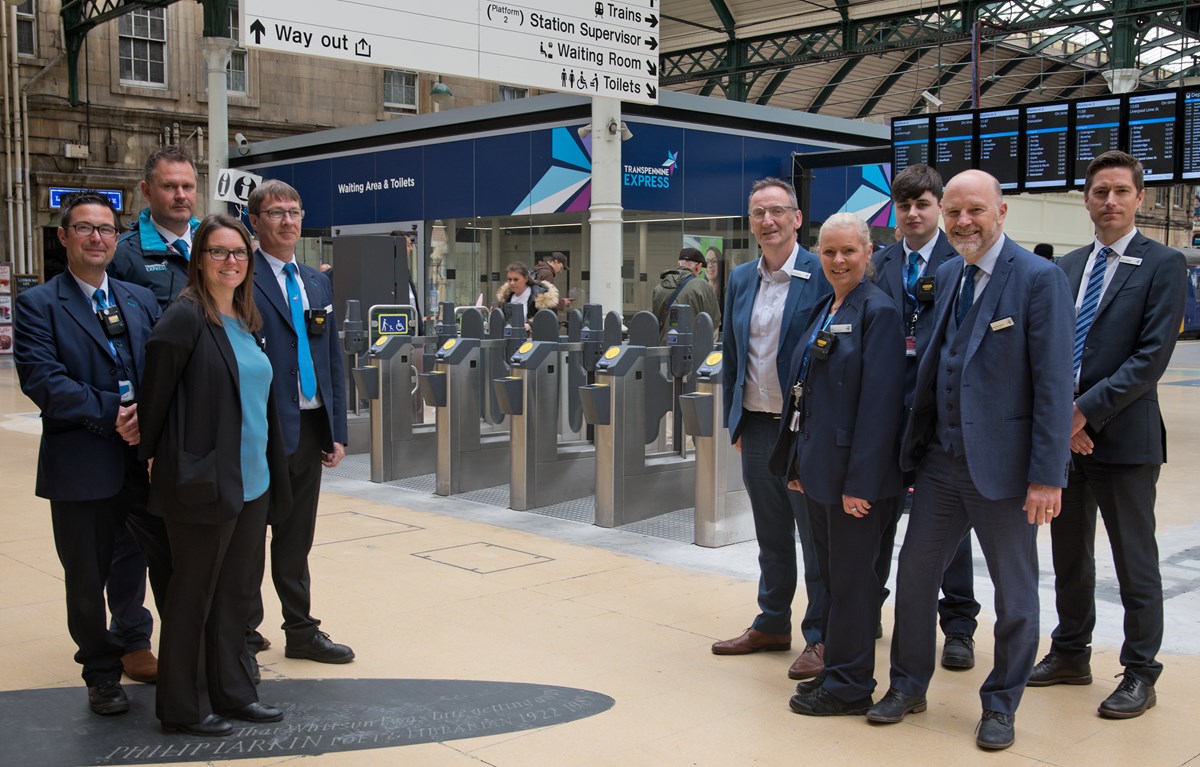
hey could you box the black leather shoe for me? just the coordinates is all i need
[1027,652,1092,687]
[941,633,975,670]
[1098,672,1156,719]
[285,631,355,664]
[218,701,283,723]
[795,671,825,695]
[788,687,872,717]
[866,688,927,723]
[976,710,1015,750]
[88,680,129,715]
[162,714,234,736]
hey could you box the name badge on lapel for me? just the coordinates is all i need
[990,317,1015,332]
[830,324,853,334]
[790,269,811,280]
[1119,255,1142,266]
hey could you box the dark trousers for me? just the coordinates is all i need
[890,446,1040,715]
[740,411,826,643]
[157,493,268,724]
[250,408,327,644]
[876,494,980,637]
[809,497,891,701]
[1050,458,1163,684]
[107,505,174,652]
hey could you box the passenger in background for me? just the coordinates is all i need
[712,177,831,682]
[774,213,904,716]
[870,164,980,671]
[1034,243,1055,261]
[530,252,571,309]
[705,246,725,320]
[651,247,721,344]
[139,215,289,736]
[497,261,560,331]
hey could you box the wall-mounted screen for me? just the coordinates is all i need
[1072,97,1122,186]
[1181,89,1200,180]
[977,108,1020,190]
[1024,103,1069,189]
[892,116,931,174]
[933,112,974,181]
[1126,90,1178,183]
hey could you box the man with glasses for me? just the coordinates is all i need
[248,180,354,665]
[15,193,163,715]
[713,177,831,683]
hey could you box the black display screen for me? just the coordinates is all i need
[1182,89,1200,180]
[933,112,974,181]
[1072,97,1121,186]
[977,108,1020,190]
[892,117,931,174]
[1127,91,1178,183]
[1024,103,1069,189]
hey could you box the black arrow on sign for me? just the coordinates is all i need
[647,60,657,76]
[250,19,266,44]
[647,84,657,99]
[646,14,658,28]
[645,36,658,51]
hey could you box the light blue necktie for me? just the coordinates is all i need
[955,264,979,325]
[1073,246,1111,377]
[92,288,118,359]
[284,262,317,399]
[175,239,189,260]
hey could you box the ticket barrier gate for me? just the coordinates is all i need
[419,307,514,496]
[678,352,754,547]
[579,310,713,527]
[494,305,617,511]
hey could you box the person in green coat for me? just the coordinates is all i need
[651,247,722,344]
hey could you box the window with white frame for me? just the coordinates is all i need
[1155,187,1169,208]
[384,70,417,112]
[119,7,167,86]
[16,1,36,57]
[499,85,527,101]
[226,5,247,93]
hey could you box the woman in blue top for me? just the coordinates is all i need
[139,214,291,736]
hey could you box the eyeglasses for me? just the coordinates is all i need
[205,247,250,261]
[70,223,119,239]
[749,205,796,221]
[259,208,304,222]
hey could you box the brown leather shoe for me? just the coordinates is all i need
[711,628,791,655]
[121,648,158,684]
[788,642,825,679]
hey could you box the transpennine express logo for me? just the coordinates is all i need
[624,150,678,189]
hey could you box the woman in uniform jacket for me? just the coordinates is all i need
[496,261,560,332]
[138,214,290,736]
[771,212,906,717]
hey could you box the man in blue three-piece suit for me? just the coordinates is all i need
[247,180,354,665]
[1027,151,1187,719]
[711,177,832,681]
[866,170,1075,750]
[14,193,168,716]
[870,164,981,672]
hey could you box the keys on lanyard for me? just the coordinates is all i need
[789,382,803,432]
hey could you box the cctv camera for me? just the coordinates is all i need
[920,90,943,108]
[235,133,248,147]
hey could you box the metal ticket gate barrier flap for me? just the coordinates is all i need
[419,308,511,497]
[678,351,753,548]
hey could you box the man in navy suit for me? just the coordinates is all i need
[1028,151,1186,718]
[870,165,980,671]
[248,180,354,664]
[14,193,164,715]
[712,177,831,681]
[866,170,1075,750]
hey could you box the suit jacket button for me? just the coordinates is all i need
[290,369,297,375]
[292,395,299,402]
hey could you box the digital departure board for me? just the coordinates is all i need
[977,108,1020,190]
[1073,97,1122,186]
[1024,103,1069,189]
[933,112,974,181]
[1127,91,1178,183]
[892,116,931,174]
[1182,89,1200,180]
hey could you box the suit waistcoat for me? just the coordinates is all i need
[935,301,982,456]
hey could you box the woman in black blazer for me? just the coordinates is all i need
[772,212,906,717]
[139,214,290,736]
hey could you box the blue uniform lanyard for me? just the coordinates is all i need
[798,306,836,385]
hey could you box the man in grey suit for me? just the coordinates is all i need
[1027,151,1186,719]
[866,170,1075,750]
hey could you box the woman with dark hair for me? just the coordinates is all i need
[496,260,560,330]
[138,214,290,736]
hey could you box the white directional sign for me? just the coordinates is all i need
[241,1,659,104]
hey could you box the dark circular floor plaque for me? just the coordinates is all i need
[0,678,615,765]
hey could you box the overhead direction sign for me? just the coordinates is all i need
[241,0,659,104]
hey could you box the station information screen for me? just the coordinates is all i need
[892,116,931,174]
[1127,91,1179,183]
[1073,97,1122,186]
[1182,89,1200,180]
[977,108,1020,190]
[1024,103,1069,189]
[933,112,974,180]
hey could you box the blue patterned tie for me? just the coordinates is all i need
[905,251,922,308]
[1073,246,1111,377]
[92,289,118,358]
[955,264,979,325]
[175,239,189,260]
[284,262,317,399]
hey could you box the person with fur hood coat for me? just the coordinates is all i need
[496,261,560,332]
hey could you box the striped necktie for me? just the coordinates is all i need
[1073,246,1111,377]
